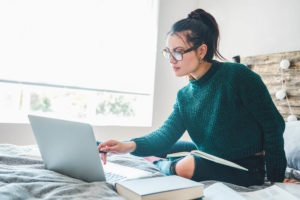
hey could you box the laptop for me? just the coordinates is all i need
[28,114,152,183]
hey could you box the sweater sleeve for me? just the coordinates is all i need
[238,68,287,182]
[130,98,186,157]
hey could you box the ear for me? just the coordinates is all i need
[196,44,208,59]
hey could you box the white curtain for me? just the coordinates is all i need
[0,0,158,95]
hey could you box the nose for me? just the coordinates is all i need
[169,55,177,64]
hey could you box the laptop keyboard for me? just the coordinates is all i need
[103,162,152,183]
[105,171,126,182]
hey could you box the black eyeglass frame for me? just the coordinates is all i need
[162,43,202,61]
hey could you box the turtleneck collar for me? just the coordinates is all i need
[189,60,221,86]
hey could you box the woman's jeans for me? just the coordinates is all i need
[153,141,265,187]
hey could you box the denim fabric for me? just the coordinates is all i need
[153,157,184,176]
[153,160,173,176]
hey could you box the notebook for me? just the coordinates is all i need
[28,114,152,183]
[167,150,248,171]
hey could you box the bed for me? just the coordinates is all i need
[1,121,300,199]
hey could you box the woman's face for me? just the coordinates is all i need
[165,33,201,77]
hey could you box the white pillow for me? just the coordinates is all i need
[283,121,300,170]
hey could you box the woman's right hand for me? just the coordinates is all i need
[98,140,136,164]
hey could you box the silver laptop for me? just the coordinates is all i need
[28,114,152,183]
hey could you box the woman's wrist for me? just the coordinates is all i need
[128,141,136,153]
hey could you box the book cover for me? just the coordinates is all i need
[167,150,248,171]
[115,175,204,200]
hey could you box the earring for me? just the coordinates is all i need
[199,58,202,64]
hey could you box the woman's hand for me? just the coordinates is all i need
[98,140,136,164]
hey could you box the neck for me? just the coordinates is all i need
[190,61,212,80]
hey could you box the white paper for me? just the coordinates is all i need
[204,183,299,200]
[240,185,300,200]
[204,183,246,200]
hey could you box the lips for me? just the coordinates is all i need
[173,66,180,71]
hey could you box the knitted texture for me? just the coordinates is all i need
[131,60,287,182]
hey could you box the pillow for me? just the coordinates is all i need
[283,121,300,171]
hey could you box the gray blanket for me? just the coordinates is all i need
[1,144,299,199]
[0,144,161,200]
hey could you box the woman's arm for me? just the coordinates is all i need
[238,68,287,183]
[130,98,187,157]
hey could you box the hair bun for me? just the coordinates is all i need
[188,9,206,20]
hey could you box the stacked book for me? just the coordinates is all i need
[115,175,204,200]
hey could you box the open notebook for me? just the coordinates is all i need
[167,150,248,171]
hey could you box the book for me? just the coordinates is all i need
[204,182,299,200]
[115,175,204,200]
[167,150,248,171]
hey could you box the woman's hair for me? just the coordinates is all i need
[169,9,224,62]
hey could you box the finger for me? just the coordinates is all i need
[98,140,117,149]
[101,143,119,152]
[103,145,119,153]
[98,143,108,150]
[100,153,107,164]
[103,153,107,164]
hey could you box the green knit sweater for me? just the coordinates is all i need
[131,60,287,182]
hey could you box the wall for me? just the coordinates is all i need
[241,51,300,121]
[198,0,300,60]
[0,0,198,145]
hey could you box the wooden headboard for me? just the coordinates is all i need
[241,51,300,121]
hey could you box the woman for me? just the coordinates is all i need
[98,8,286,187]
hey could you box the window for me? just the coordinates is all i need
[0,0,158,126]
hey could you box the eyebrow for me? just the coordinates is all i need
[169,46,185,51]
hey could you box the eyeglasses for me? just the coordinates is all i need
[162,45,200,61]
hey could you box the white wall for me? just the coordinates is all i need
[0,0,198,145]
[198,0,300,60]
